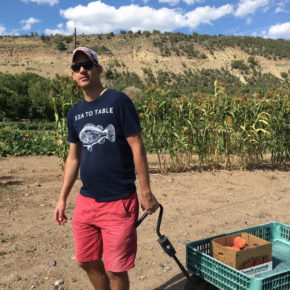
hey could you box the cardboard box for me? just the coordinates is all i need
[211,232,272,271]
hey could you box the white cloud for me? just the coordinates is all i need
[21,17,40,31]
[0,24,20,36]
[54,2,185,34]
[275,7,285,13]
[45,23,65,35]
[251,31,258,37]
[45,23,64,35]
[258,30,267,37]
[185,4,234,29]
[0,25,6,35]
[21,0,58,5]
[45,28,64,35]
[46,1,234,35]
[275,1,289,13]
[246,17,252,25]
[267,22,290,39]
[235,0,269,18]
[183,0,205,5]
[159,0,180,6]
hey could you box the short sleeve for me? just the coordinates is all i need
[116,92,142,137]
[67,109,80,143]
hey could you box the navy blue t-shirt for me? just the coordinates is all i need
[67,89,141,201]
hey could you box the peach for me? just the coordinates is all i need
[234,237,246,249]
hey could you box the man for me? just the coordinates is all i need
[54,47,159,290]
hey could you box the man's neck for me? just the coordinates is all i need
[83,86,106,102]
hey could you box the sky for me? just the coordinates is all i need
[0,0,290,39]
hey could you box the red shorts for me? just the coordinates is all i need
[72,192,139,272]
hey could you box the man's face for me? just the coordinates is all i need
[71,53,99,89]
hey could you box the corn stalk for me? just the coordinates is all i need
[51,79,76,169]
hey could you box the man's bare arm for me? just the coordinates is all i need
[54,142,81,225]
[127,132,159,214]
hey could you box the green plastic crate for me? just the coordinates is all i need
[186,222,290,290]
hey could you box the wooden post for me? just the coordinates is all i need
[74,27,77,49]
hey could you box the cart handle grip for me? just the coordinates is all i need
[156,204,163,238]
[135,212,148,228]
[135,203,163,234]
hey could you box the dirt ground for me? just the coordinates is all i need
[0,156,289,290]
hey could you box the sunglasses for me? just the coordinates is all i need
[71,61,95,72]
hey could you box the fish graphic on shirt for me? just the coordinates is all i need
[79,123,115,151]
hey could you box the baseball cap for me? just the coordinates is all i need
[71,47,98,64]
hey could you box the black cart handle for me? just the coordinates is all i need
[135,203,163,230]
[135,204,197,288]
[135,211,148,228]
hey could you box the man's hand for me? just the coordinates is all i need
[54,143,81,226]
[54,200,68,225]
[141,192,159,215]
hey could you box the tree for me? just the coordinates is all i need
[0,86,17,120]
[281,72,288,79]
[28,79,54,120]
[55,40,66,51]
[247,56,258,66]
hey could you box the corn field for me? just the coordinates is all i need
[136,83,289,172]
[5,81,285,172]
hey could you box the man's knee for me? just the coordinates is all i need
[107,271,129,290]
[78,261,89,270]
[78,260,105,272]
[107,270,128,281]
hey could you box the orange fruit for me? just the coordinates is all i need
[234,237,246,249]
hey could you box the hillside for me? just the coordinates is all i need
[0,33,289,78]
[0,33,289,97]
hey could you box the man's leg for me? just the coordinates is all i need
[106,270,129,290]
[79,260,110,290]
[101,193,139,290]
[73,195,107,288]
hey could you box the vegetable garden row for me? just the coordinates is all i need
[0,82,289,171]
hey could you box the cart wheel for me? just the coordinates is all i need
[184,274,218,290]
